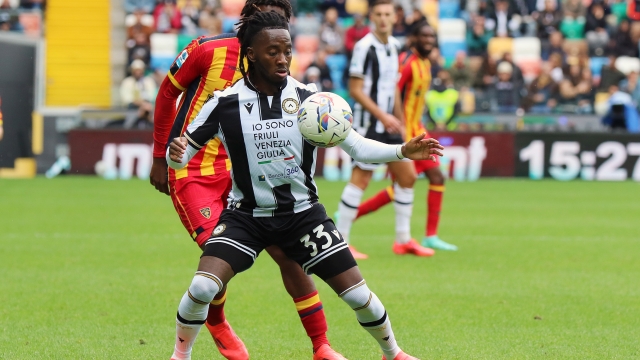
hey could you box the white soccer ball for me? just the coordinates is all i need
[297,92,353,148]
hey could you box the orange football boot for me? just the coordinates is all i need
[313,344,348,360]
[349,245,368,259]
[205,320,249,360]
[382,350,420,360]
[392,239,434,257]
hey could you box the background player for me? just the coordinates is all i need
[149,1,341,359]
[166,12,443,359]
[336,0,433,259]
[350,21,458,251]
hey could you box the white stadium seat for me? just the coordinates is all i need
[437,19,466,41]
[150,33,178,58]
[615,56,640,75]
[512,37,541,63]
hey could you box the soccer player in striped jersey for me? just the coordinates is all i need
[149,2,343,359]
[353,21,458,251]
[336,0,434,259]
[166,11,443,360]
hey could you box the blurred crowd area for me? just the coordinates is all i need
[121,0,640,119]
[0,0,44,36]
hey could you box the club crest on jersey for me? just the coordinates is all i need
[199,207,211,219]
[282,98,299,114]
[213,224,226,235]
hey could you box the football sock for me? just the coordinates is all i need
[393,184,414,244]
[356,185,393,219]
[205,287,227,327]
[340,280,401,359]
[294,290,330,352]
[427,185,444,237]
[173,271,223,360]
[337,183,363,243]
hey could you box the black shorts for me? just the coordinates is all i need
[202,203,357,280]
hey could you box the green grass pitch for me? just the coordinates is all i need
[1,177,639,359]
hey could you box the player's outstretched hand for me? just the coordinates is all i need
[168,137,188,163]
[401,133,444,162]
[149,157,170,196]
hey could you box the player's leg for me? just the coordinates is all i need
[355,184,394,219]
[386,161,432,257]
[422,165,457,251]
[169,175,248,359]
[336,164,373,259]
[172,210,264,360]
[265,246,334,355]
[286,207,415,360]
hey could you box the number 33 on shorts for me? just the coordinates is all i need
[300,224,335,257]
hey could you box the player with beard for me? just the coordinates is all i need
[351,21,458,252]
[166,11,443,360]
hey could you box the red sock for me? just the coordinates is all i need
[206,288,227,326]
[356,185,394,219]
[294,290,329,352]
[426,185,444,236]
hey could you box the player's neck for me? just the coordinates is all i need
[411,47,428,59]
[372,30,390,44]
[247,73,284,96]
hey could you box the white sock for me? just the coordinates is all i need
[340,280,401,359]
[393,184,414,244]
[337,183,363,244]
[173,272,223,359]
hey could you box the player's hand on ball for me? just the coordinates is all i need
[401,133,444,162]
[168,137,188,163]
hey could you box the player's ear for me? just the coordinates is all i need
[247,47,256,63]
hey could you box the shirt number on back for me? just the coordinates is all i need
[300,224,333,257]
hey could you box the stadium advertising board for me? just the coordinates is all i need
[68,129,153,179]
[516,133,640,181]
[429,132,515,180]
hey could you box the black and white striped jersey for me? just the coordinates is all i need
[349,33,400,137]
[167,76,406,217]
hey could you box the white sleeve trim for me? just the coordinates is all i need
[339,130,404,163]
[166,144,200,170]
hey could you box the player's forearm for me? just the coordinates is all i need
[349,80,387,120]
[153,77,182,158]
[393,89,404,121]
[166,143,199,169]
[339,130,404,163]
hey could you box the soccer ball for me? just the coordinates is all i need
[297,92,353,148]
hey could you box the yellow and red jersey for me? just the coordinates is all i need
[397,50,431,142]
[154,33,244,181]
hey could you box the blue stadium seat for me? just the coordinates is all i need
[590,57,609,77]
[222,17,239,33]
[438,1,460,19]
[150,56,175,74]
[440,41,467,61]
[326,54,348,90]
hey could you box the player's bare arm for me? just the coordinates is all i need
[393,88,406,139]
[349,76,403,134]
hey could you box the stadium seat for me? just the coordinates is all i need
[438,1,460,19]
[125,13,154,27]
[488,37,513,59]
[590,57,609,77]
[421,0,438,29]
[151,33,178,57]
[326,54,348,90]
[615,56,640,75]
[440,41,467,61]
[594,92,611,115]
[291,52,314,79]
[512,37,541,63]
[222,17,239,33]
[517,59,542,82]
[346,0,368,16]
[563,39,588,57]
[294,34,320,54]
[437,19,466,41]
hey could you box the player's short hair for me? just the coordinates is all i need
[370,0,394,8]
[240,0,293,21]
[236,11,289,80]
[409,19,431,37]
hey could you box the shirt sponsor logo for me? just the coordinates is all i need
[175,50,189,69]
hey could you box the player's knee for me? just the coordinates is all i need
[396,172,417,188]
[350,168,372,189]
[427,169,445,185]
[339,280,385,322]
[189,272,223,304]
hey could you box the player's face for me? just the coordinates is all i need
[258,5,286,19]
[415,25,436,57]
[248,29,292,85]
[370,4,396,37]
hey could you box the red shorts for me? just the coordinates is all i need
[169,172,232,247]
[413,157,441,174]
